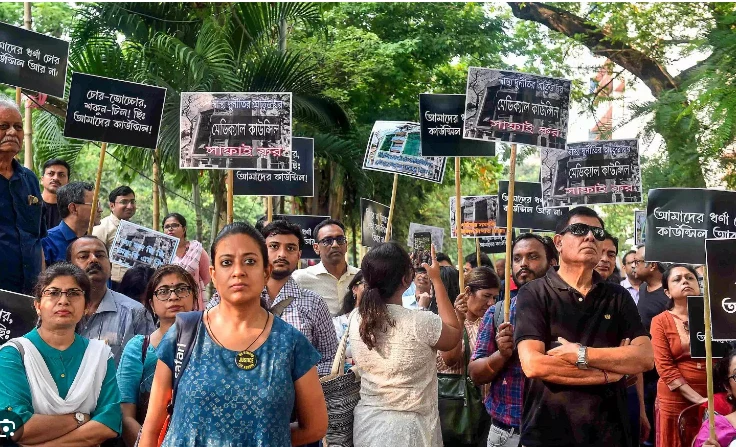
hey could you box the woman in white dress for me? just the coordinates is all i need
[350,242,462,447]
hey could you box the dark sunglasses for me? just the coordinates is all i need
[559,223,606,241]
[318,236,347,247]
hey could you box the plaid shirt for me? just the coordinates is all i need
[471,296,524,428]
[261,277,338,376]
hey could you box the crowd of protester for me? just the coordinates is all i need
[0,96,730,446]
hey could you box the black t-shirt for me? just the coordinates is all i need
[514,267,648,447]
[637,282,670,334]
[41,199,61,230]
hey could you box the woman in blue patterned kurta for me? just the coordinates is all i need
[138,222,327,447]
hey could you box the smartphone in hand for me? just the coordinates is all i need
[412,232,433,269]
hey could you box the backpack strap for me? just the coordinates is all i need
[5,339,25,361]
[167,311,203,415]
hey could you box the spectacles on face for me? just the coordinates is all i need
[318,236,347,247]
[42,288,85,300]
[116,199,136,206]
[153,286,192,300]
[559,223,606,241]
[163,223,182,231]
[729,373,736,383]
[629,260,644,267]
[75,201,101,208]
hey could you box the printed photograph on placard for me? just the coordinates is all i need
[541,139,642,208]
[361,198,391,247]
[635,210,646,245]
[419,94,495,157]
[110,221,179,270]
[706,238,736,341]
[233,137,314,197]
[408,223,445,252]
[688,296,729,358]
[363,121,447,184]
[0,21,69,98]
[645,188,736,264]
[449,195,504,238]
[180,92,292,170]
[463,68,571,149]
[270,214,328,259]
[0,289,36,342]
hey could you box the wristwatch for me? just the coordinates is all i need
[576,345,589,370]
[74,412,85,426]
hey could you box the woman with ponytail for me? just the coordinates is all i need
[349,242,462,447]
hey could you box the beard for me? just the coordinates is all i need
[270,264,295,280]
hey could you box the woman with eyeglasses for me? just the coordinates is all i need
[650,264,709,447]
[117,265,198,447]
[0,262,122,446]
[694,344,736,447]
[163,212,211,309]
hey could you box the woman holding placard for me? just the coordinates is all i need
[694,345,736,447]
[163,213,211,309]
[651,264,709,447]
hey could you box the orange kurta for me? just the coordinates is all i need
[651,311,709,447]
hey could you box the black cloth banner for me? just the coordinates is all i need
[645,188,736,264]
[270,214,329,260]
[233,137,314,197]
[64,73,166,149]
[0,21,69,97]
[0,289,37,341]
[463,68,571,149]
[706,238,736,341]
[497,181,563,232]
[419,94,495,157]
[180,92,292,170]
[688,296,729,358]
[541,139,642,208]
[361,199,390,247]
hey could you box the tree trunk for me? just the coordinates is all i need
[191,171,204,242]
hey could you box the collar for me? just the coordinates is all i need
[621,277,633,289]
[59,220,78,241]
[545,265,604,291]
[402,294,419,309]
[313,262,358,279]
[104,213,121,227]
[262,276,301,306]
[95,288,117,314]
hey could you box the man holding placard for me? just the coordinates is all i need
[93,185,137,284]
[514,207,653,447]
[0,98,45,295]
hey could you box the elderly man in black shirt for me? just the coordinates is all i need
[514,206,654,447]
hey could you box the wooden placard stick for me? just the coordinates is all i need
[266,196,273,224]
[703,264,716,439]
[88,142,107,234]
[226,170,234,224]
[476,238,482,268]
[152,148,160,231]
[385,173,399,242]
[503,144,518,323]
[455,157,464,290]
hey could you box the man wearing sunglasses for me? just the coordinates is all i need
[514,206,654,447]
[293,218,359,316]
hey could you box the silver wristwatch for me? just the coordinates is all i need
[576,345,589,370]
[74,412,85,426]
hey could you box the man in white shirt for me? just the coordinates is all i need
[292,218,359,316]
[92,185,136,284]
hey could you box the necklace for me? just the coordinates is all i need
[206,308,270,371]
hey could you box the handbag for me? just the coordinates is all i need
[437,329,491,446]
[319,310,361,447]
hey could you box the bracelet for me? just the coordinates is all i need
[603,370,609,384]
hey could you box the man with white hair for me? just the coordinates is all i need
[0,97,45,294]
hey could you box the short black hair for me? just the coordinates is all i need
[314,218,345,241]
[436,252,452,264]
[555,206,605,234]
[56,181,93,219]
[261,219,306,249]
[622,250,636,265]
[603,232,619,254]
[109,186,135,203]
[117,265,156,304]
[464,252,492,268]
[42,158,71,177]
[513,232,559,264]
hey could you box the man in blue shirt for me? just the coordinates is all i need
[0,98,45,294]
[41,181,101,266]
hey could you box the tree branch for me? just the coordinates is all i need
[507,2,679,98]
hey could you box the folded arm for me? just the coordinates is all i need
[585,336,654,375]
[15,414,81,444]
[21,421,116,447]
[518,339,623,385]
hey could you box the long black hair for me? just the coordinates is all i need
[339,271,364,316]
[359,242,412,350]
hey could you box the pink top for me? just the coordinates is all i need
[693,414,736,447]
[172,240,211,310]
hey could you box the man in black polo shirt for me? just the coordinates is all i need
[514,206,654,447]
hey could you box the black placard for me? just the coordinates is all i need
[0,288,37,341]
[463,68,571,149]
[706,238,736,341]
[270,214,329,260]
[645,188,736,264]
[497,181,564,232]
[0,21,69,97]
[361,198,390,247]
[688,295,729,358]
[478,233,508,254]
[64,73,166,149]
[233,137,314,197]
[541,139,642,208]
[419,94,495,157]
